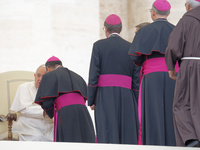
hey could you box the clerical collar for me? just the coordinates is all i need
[155,18,167,22]
[109,33,120,37]
[55,65,63,69]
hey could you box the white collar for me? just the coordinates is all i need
[55,65,62,69]
[109,33,120,37]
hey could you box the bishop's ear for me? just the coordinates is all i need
[46,66,51,73]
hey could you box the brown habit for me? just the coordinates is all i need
[165,6,200,146]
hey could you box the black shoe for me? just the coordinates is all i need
[186,140,200,147]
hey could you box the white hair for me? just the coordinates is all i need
[186,0,200,8]
[35,64,45,73]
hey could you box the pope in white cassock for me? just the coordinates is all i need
[10,65,54,141]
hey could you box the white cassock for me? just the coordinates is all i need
[10,81,54,141]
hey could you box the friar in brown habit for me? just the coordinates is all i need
[165,0,200,147]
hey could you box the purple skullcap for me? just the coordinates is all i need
[46,56,61,62]
[153,0,171,11]
[105,14,121,25]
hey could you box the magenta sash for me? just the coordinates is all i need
[54,93,85,142]
[98,74,132,89]
[138,57,179,145]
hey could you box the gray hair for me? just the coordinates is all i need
[186,0,200,8]
[152,5,170,16]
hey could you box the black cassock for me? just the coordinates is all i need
[88,34,140,144]
[128,18,176,146]
[35,67,95,143]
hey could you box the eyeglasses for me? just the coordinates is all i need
[103,27,105,31]
[149,8,153,12]
[185,2,188,7]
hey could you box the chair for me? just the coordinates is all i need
[0,71,34,140]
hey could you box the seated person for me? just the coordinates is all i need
[10,65,54,141]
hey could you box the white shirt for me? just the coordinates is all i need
[10,81,54,141]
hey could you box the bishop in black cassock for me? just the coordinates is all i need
[128,0,177,146]
[35,56,95,143]
[88,14,140,144]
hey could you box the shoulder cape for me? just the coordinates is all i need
[35,67,87,105]
[129,19,174,56]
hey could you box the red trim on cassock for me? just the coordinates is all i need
[133,61,142,66]
[132,89,139,92]
[88,84,98,87]
[43,105,54,111]
[128,53,140,57]
[129,50,165,66]
[35,90,87,105]
[129,50,165,56]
